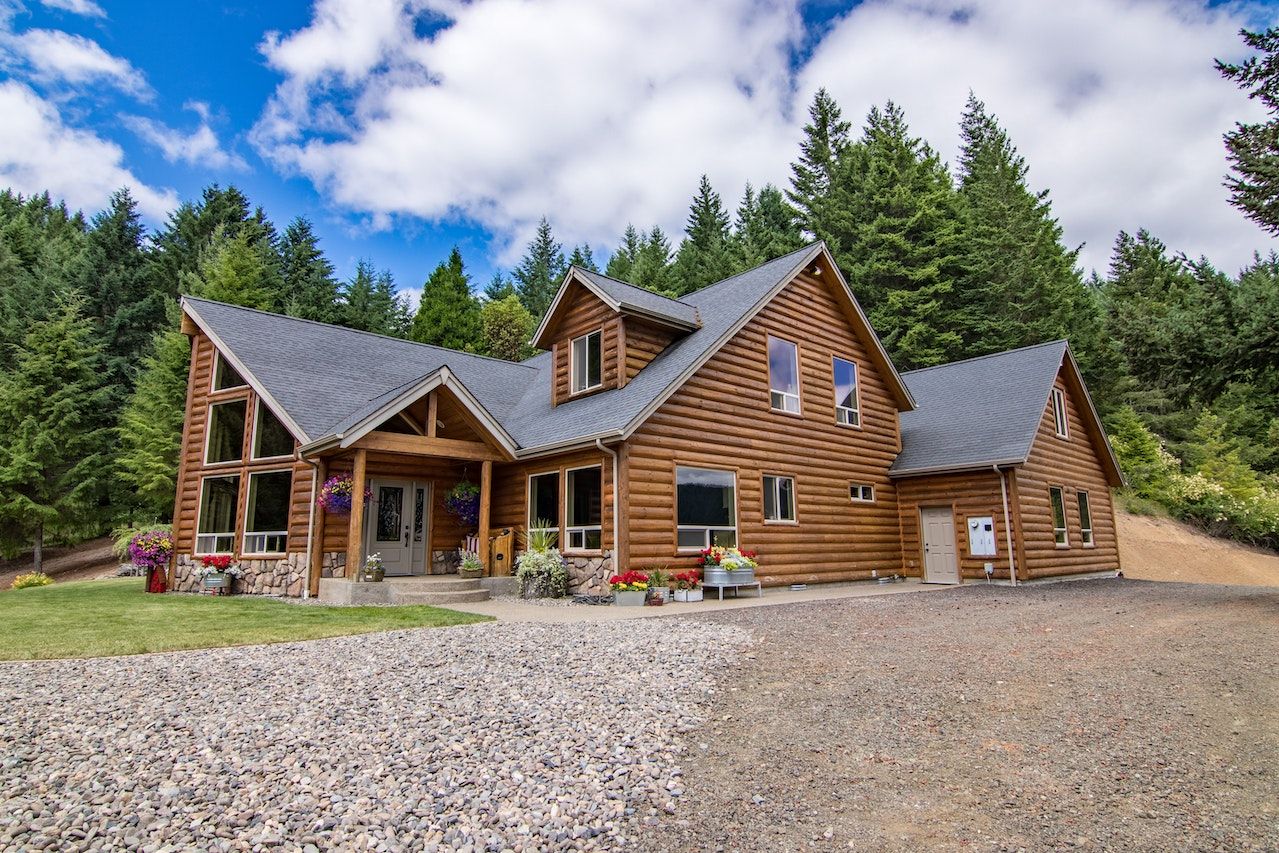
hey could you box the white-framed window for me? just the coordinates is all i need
[676,466,738,550]
[211,351,247,392]
[570,330,603,394]
[1051,388,1069,438]
[252,399,294,460]
[1077,490,1094,546]
[204,399,247,465]
[565,465,602,550]
[833,357,861,427]
[762,474,796,523]
[527,470,560,537]
[767,335,801,414]
[243,470,292,554]
[196,474,240,554]
[1049,486,1069,546]
[850,483,875,502]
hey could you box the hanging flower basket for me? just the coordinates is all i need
[317,474,372,515]
[445,481,481,529]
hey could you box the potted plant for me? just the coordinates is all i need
[515,522,568,598]
[673,570,703,602]
[125,526,173,594]
[317,474,372,515]
[360,553,385,582]
[609,570,649,606]
[698,547,758,586]
[197,555,242,595]
[444,481,481,529]
[460,551,484,579]
[647,566,669,604]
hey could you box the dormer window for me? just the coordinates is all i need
[571,330,602,394]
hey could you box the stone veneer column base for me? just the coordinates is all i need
[562,550,613,596]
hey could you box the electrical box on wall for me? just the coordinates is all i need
[968,516,997,557]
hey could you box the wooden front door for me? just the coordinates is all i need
[921,507,960,584]
[367,479,415,576]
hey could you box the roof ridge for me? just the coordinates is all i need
[902,339,1068,376]
[685,242,822,298]
[573,266,689,307]
[183,295,540,371]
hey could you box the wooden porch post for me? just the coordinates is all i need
[308,457,327,596]
[346,448,367,580]
[478,459,492,573]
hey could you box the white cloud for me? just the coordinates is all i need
[255,0,1273,273]
[0,81,176,218]
[124,101,248,170]
[2,27,149,96]
[38,0,106,18]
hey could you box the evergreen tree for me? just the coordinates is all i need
[673,175,735,294]
[733,183,803,270]
[481,293,535,361]
[82,188,161,378]
[483,269,517,301]
[0,294,113,566]
[1217,27,1279,233]
[150,184,254,295]
[341,261,409,337]
[513,216,567,321]
[410,247,482,350]
[568,243,599,272]
[632,226,676,295]
[788,88,852,240]
[279,217,339,322]
[182,226,283,311]
[605,225,644,281]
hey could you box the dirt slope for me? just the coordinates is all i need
[1117,509,1279,587]
[0,537,119,589]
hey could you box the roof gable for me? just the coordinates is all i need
[531,267,700,349]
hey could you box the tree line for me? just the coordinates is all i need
[2,26,1278,564]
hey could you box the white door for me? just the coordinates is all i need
[921,507,960,584]
[367,479,415,576]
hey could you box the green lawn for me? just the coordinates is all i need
[0,578,492,661]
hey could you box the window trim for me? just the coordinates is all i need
[526,469,562,542]
[675,464,740,552]
[1077,490,1094,548]
[849,483,876,503]
[242,468,293,556]
[250,398,295,462]
[832,356,862,429]
[766,334,802,416]
[762,473,797,524]
[203,398,248,467]
[1051,387,1069,439]
[564,463,603,553]
[210,350,248,394]
[569,329,604,395]
[1049,485,1069,548]
[195,474,241,556]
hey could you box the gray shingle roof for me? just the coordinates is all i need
[891,340,1068,476]
[573,268,700,328]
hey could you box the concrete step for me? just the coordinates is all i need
[388,587,491,605]
[385,576,482,592]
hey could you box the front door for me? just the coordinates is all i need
[367,479,416,576]
[921,507,960,584]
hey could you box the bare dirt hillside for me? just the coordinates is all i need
[1117,509,1279,587]
[0,537,119,590]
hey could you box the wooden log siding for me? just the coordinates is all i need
[895,470,1017,581]
[624,270,904,585]
[1015,374,1120,578]
[551,282,621,404]
[490,449,617,555]
[172,332,313,559]
[625,318,680,382]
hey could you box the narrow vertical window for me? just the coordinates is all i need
[762,475,796,523]
[205,399,247,464]
[1051,388,1069,438]
[1049,486,1069,546]
[571,330,602,393]
[196,475,240,554]
[833,357,860,426]
[528,471,561,537]
[565,466,602,550]
[768,335,801,413]
[1077,491,1094,546]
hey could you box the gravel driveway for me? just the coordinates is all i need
[637,579,1279,852]
[0,619,747,851]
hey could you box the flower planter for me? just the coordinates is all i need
[613,589,647,606]
[459,568,483,579]
[360,567,385,583]
[702,566,755,586]
[647,588,667,604]
[202,572,232,595]
[674,588,704,602]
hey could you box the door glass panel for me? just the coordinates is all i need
[376,486,404,543]
[414,487,425,543]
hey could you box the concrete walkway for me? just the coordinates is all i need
[445,577,946,623]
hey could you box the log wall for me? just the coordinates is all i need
[895,469,1018,581]
[550,282,621,404]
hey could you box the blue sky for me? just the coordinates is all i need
[1,0,1275,304]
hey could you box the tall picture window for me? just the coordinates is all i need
[244,470,292,554]
[762,474,796,523]
[196,475,240,554]
[767,335,801,414]
[252,400,294,460]
[571,330,602,394]
[1049,486,1069,546]
[205,399,247,464]
[565,466,602,550]
[676,466,738,549]
[1077,491,1094,546]
[528,471,560,536]
[833,357,861,426]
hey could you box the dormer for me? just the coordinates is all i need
[532,268,701,406]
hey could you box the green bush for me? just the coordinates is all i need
[11,572,53,590]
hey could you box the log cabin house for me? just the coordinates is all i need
[168,242,1122,599]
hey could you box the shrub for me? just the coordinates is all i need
[11,572,53,590]
[516,549,568,598]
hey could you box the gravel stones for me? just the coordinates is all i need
[0,618,747,851]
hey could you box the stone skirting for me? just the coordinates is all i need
[563,550,613,596]
[173,553,309,597]
[320,552,347,579]
[432,549,462,574]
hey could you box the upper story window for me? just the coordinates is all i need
[565,465,602,550]
[252,400,294,460]
[850,483,875,503]
[833,357,861,427]
[1051,388,1069,438]
[571,330,602,394]
[205,399,247,465]
[762,474,796,523]
[767,335,800,414]
[212,352,247,392]
[528,471,560,537]
[1049,486,1069,547]
[676,466,737,550]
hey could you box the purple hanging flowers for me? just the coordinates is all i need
[444,481,481,529]
[317,474,372,515]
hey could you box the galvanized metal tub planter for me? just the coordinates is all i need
[202,572,232,595]
[613,589,646,606]
[702,566,755,586]
[674,588,704,602]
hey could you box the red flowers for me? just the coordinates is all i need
[609,570,649,591]
[200,555,234,571]
[673,570,701,590]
